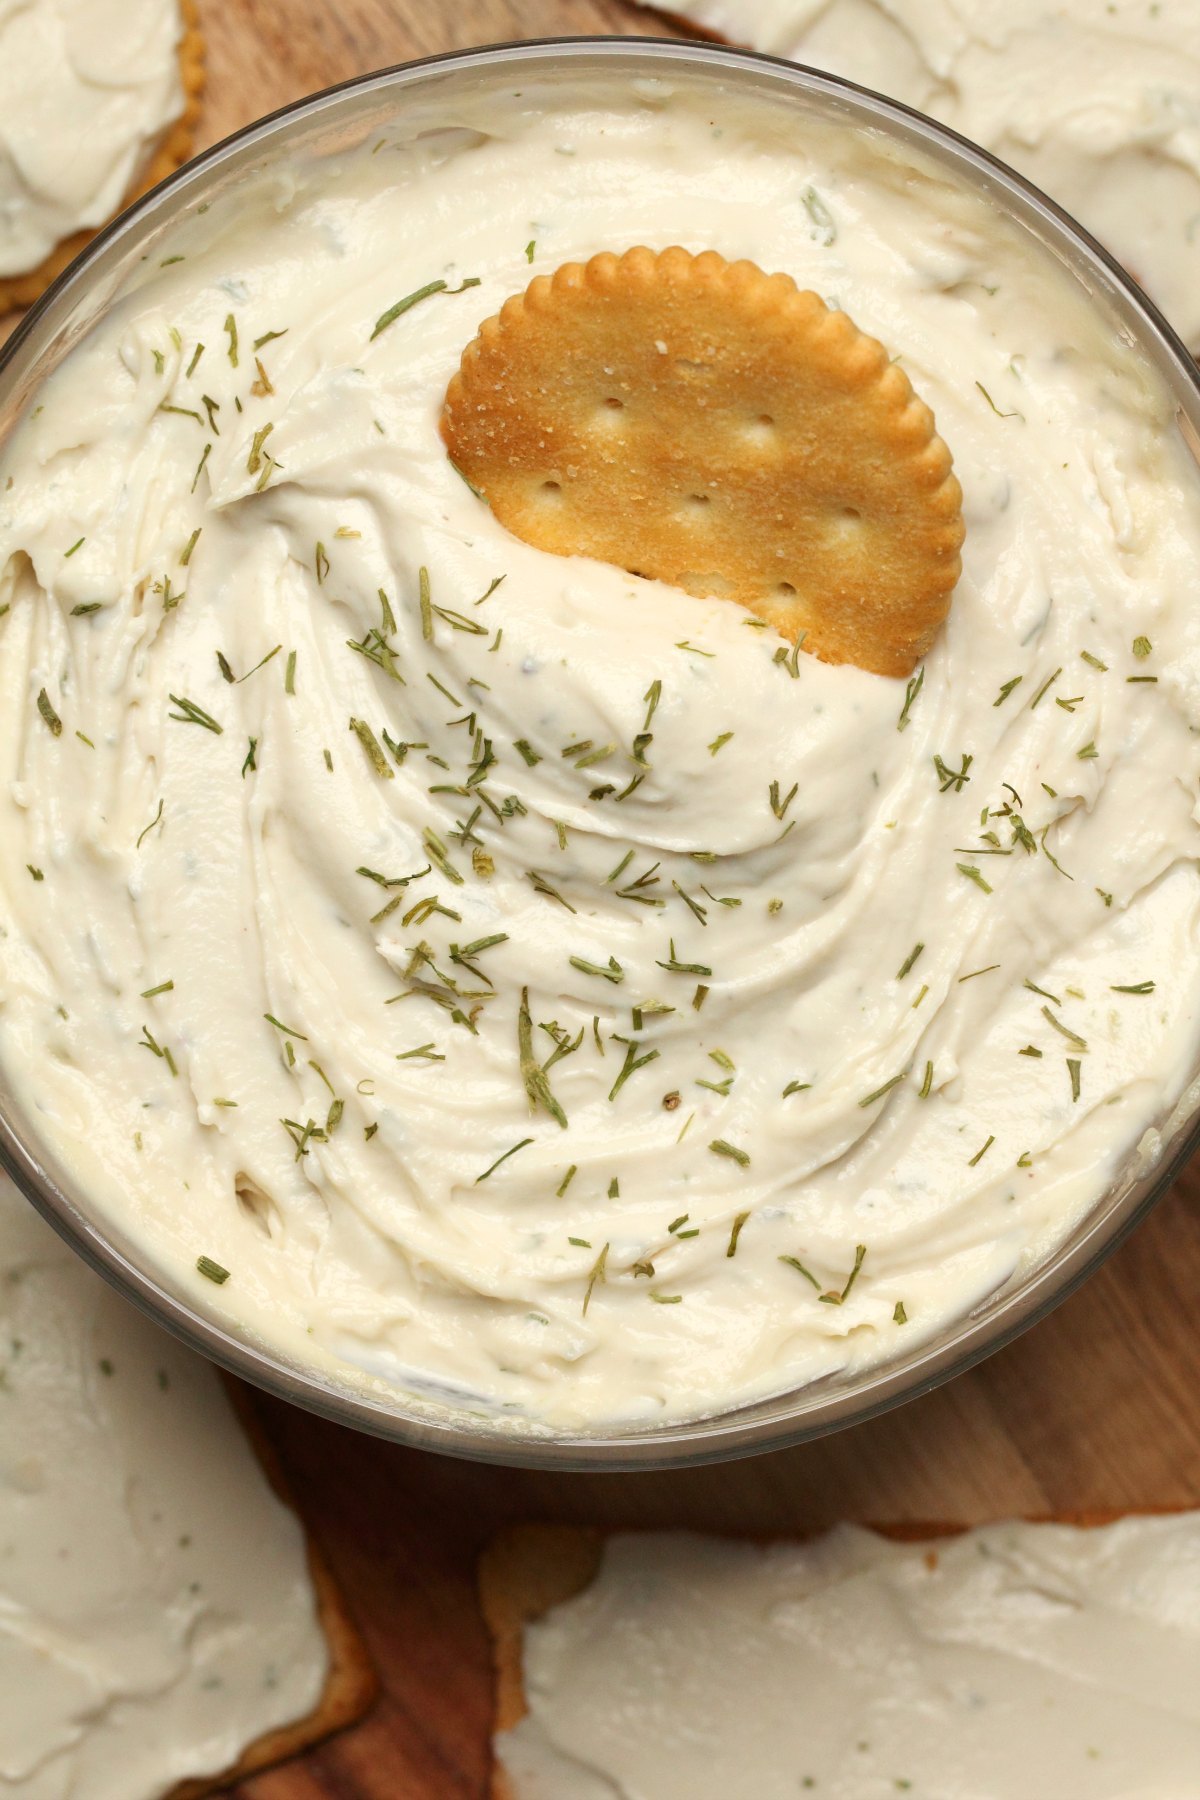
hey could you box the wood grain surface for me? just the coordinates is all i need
[3,4,1199,1795]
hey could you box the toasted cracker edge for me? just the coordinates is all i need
[441,245,964,678]
[480,1524,605,1800]
[0,0,206,315]
[164,1377,378,1800]
[482,1509,1189,1800]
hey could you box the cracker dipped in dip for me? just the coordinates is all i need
[2,74,1200,1432]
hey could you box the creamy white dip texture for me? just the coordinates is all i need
[0,0,186,279]
[496,1519,1200,1798]
[651,0,1200,348]
[0,1171,329,1797]
[2,84,1200,1431]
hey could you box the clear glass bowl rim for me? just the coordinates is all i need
[2,34,1199,1471]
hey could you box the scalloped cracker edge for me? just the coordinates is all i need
[442,246,964,679]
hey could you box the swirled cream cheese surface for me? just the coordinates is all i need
[0,1171,328,1797]
[496,1519,1200,1798]
[0,0,185,279]
[654,0,1200,348]
[2,86,1200,1431]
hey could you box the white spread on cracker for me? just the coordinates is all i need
[650,0,1200,348]
[0,0,186,280]
[496,1519,1200,1798]
[2,85,1200,1433]
[0,1170,329,1798]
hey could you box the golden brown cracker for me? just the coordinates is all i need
[0,0,206,315]
[166,1380,377,1798]
[441,246,963,680]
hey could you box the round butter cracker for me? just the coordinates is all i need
[442,246,964,679]
[0,0,206,314]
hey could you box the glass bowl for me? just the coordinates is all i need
[3,37,1200,1471]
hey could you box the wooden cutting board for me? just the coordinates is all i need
[4,4,1199,1794]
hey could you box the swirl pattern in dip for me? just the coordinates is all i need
[2,86,1200,1430]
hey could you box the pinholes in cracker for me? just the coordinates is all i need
[440,246,964,679]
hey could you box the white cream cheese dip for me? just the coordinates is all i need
[0,0,187,281]
[651,0,1200,349]
[2,80,1200,1432]
[495,1518,1200,1798]
[0,1170,329,1797]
